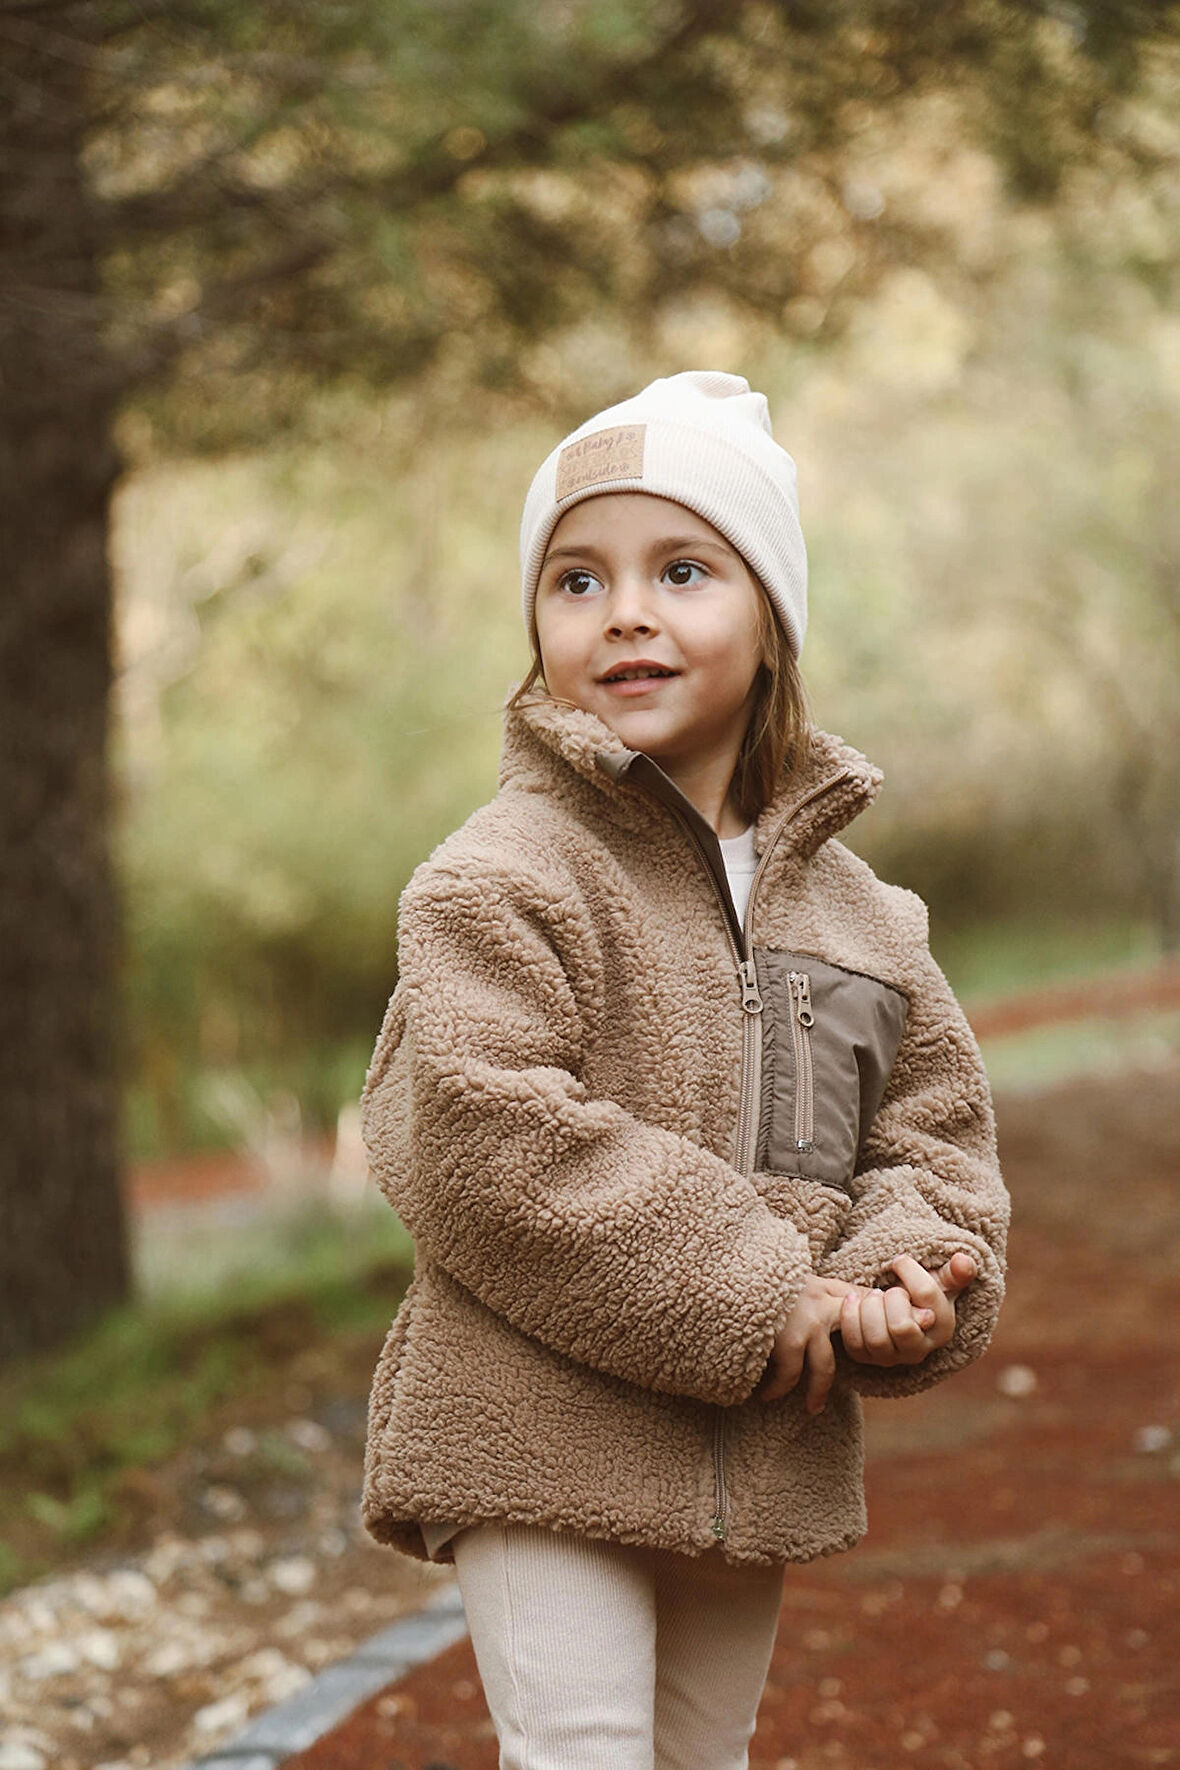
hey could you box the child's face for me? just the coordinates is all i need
[534,493,766,776]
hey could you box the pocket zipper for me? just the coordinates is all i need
[788,970,815,1155]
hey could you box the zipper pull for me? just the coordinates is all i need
[711,1514,727,1542]
[738,959,763,1015]
[789,970,814,1026]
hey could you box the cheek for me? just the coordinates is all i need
[534,611,586,688]
[682,619,764,691]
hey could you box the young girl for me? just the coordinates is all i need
[360,370,1009,1769]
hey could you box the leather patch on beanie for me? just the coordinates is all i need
[555,424,646,499]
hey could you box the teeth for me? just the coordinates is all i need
[606,668,673,681]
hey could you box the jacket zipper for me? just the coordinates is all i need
[788,970,815,1154]
[659,769,851,1546]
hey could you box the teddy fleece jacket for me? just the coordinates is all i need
[359,695,1009,1568]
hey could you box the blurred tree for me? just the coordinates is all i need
[1,0,1176,1358]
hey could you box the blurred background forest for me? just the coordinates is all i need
[109,9,1180,1172]
[3,0,1180,1626]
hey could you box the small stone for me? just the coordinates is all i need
[239,1646,291,1681]
[192,1690,251,1734]
[78,1629,121,1671]
[1125,1627,1149,1647]
[1065,1676,1090,1695]
[1132,1424,1172,1454]
[266,1661,311,1701]
[818,1676,843,1698]
[1057,1643,1083,1667]
[938,1582,964,1609]
[1022,1738,1046,1759]
[274,1600,323,1638]
[984,1649,1011,1671]
[227,1527,265,1560]
[142,1641,192,1677]
[996,1364,1037,1398]
[20,1597,58,1634]
[377,1693,414,1719]
[223,1426,258,1456]
[286,1418,331,1452]
[318,1527,348,1556]
[0,1746,47,1770]
[901,1733,926,1752]
[198,1536,230,1564]
[267,1555,316,1595]
[18,1641,80,1679]
[988,1711,1016,1731]
[201,1484,247,1521]
[95,1570,156,1618]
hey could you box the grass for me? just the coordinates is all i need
[932,913,1160,1002]
[0,1201,412,1594]
[979,1007,1180,1095]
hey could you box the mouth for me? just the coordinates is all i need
[597,664,681,686]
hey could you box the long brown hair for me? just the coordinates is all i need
[506,580,812,825]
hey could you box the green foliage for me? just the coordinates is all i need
[86,0,1179,453]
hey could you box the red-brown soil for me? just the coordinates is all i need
[285,1058,1180,1770]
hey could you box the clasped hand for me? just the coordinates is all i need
[754,1252,977,1414]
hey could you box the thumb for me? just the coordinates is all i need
[936,1251,977,1297]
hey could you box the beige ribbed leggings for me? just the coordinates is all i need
[451,1522,786,1770]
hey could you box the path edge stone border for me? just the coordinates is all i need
[181,1581,468,1770]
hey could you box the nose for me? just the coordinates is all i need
[603,572,659,639]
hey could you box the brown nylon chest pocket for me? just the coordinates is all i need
[754,949,909,1192]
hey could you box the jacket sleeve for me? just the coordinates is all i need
[360,862,813,1408]
[820,930,1010,1399]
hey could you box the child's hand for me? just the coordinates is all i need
[838,1251,976,1368]
[755,1276,934,1414]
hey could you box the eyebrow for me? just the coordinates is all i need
[542,535,736,566]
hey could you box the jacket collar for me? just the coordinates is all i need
[498,694,884,868]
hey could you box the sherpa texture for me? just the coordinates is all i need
[359,697,1009,1568]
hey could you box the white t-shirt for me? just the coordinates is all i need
[719,822,758,927]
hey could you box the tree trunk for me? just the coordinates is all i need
[0,8,131,1362]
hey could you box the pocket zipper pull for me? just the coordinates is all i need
[789,970,814,1027]
[738,959,763,1015]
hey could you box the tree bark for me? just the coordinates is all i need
[0,5,131,1362]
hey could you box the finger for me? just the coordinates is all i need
[933,1251,977,1298]
[883,1285,934,1363]
[839,1291,867,1360]
[759,1339,805,1404]
[889,1255,944,1311]
[804,1326,837,1415]
[859,1290,895,1363]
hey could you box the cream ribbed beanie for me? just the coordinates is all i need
[519,369,807,657]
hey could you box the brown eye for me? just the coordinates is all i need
[558,569,601,597]
[664,560,706,586]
